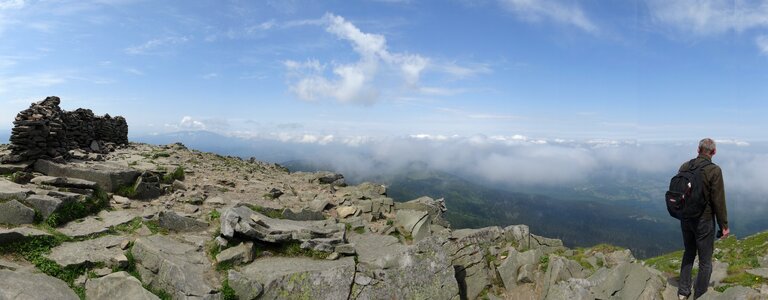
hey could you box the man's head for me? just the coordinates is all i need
[698,138,717,157]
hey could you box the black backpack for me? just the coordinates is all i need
[665,159,712,220]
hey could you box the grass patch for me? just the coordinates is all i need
[539,254,550,271]
[221,279,239,300]
[45,188,110,227]
[116,184,138,198]
[354,226,366,234]
[143,220,169,235]
[209,209,221,221]
[151,151,171,159]
[161,166,185,184]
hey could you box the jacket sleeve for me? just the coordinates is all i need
[710,166,728,229]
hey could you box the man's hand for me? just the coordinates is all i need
[720,227,730,239]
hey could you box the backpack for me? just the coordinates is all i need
[665,159,712,220]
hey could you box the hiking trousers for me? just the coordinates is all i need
[678,216,715,299]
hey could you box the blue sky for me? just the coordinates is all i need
[1,0,767,142]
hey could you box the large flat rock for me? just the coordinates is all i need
[47,235,125,268]
[0,269,79,300]
[34,160,139,192]
[241,256,356,300]
[58,210,135,238]
[131,235,219,300]
[350,234,460,300]
[85,271,160,300]
[31,175,99,190]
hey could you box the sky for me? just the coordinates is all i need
[1,0,767,143]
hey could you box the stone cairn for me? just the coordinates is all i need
[4,96,128,162]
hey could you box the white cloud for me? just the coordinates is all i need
[284,13,431,104]
[499,0,598,33]
[648,0,768,35]
[125,36,189,55]
[179,116,206,130]
[124,67,143,75]
[758,35,768,55]
[439,62,492,79]
[202,73,219,79]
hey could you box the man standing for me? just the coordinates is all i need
[678,138,729,299]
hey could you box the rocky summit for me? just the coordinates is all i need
[1,99,768,299]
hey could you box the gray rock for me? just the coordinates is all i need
[334,243,356,255]
[711,260,729,286]
[30,175,99,190]
[545,278,593,300]
[351,234,460,300]
[58,210,135,238]
[0,161,33,174]
[281,207,324,221]
[747,268,768,278]
[241,256,355,300]
[220,205,345,253]
[0,227,52,244]
[22,194,63,219]
[698,286,764,300]
[85,271,160,300]
[760,255,768,268]
[309,198,330,212]
[603,249,635,267]
[588,263,664,300]
[131,235,219,300]
[0,179,31,201]
[0,269,79,300]
[498,248,522,288]
[158,210,208,232]
[394,196,449,227]
[447,227,505,300]
[0,199,35,225]
[172,180,187,191]
[34,159,139,192]
[337,206,358,218]
[395,209,429,239]
[216,242,255,266]
[541,255,586,299]
[0,258,27,271]
[503,224,531,249]
[47,235,124,268]
[227,270,262,300]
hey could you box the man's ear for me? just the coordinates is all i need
[711,148,717,156]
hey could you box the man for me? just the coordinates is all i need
[678,138,729,299]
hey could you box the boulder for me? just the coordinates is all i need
[22,194,64,219]
[227,270,262,300]
[33,159,139,192]
[395,209,431,241]
[47,235,125,268]
[541,255,587,299]
[0,269,79,300]
[0,161,33,174]
[698,286,764,300]
[337,206,358,218]
[216,242,255,266]
[220,205,345,253]
[747,268,768,278]
[85,271,159,300]
[350,234,459,300]
[131,235,219,299]
[0,199,35,225]
[0,227,52,244]
[447,226,504,300]
[394,196,449,227]
[58,210,135,238]
[308,198,330,212]
[158,210,208,232]
[241,256,355,299]
[587,262,664,300]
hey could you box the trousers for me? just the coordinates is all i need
[678,216,715,299]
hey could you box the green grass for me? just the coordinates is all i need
[151,151,171,159]
[539,254,550,271]
[221,279,239,300]
[243,204,283,219]
[144,220,169,235]
[209,209,221,221]
[161,166,185,184]
[116,184,138,199]
[45,188,110,227]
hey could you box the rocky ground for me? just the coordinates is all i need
[1,142,767,300]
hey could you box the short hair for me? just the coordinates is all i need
[698,138,716,154]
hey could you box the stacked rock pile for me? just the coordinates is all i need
[5,96,128,162]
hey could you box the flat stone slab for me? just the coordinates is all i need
[47,235,125,268]
[0,179,31,201]
[132,235,219,299]
[0,269,79,300]
[23,194,64,219]
[158,210,208,232]
[31,175,99,190]
[34,160,139,192]
[241,256,356,300]
[0,227,52,245]
[58,210,136,238]
[747,268,768,278]
[86,271,160,300]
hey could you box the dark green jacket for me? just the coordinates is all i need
[679,155,728,229]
